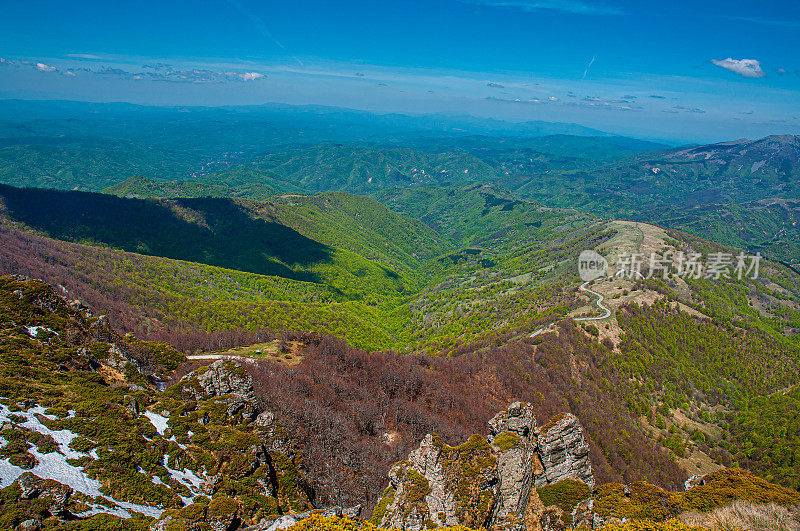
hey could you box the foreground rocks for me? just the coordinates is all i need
[375,402,594,531]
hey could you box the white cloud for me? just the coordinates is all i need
[34,62,57,72]
[711,58,765,78]
[459,0,622,15]
[239,72,264,81]
[66,53,103,60]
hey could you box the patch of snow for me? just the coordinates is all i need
[18,406,84,459]
[163,456,205,505]
[0,402,164,519]
[144,410,169,436]
[0,458,23,488]
[28,446,104,497]
[24,326,58,339]
[168,435,187,450]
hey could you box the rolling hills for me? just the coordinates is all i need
[1,99,800,530]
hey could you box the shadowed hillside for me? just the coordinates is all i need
[0,184,332,281]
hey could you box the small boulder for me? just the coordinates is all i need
[15,519,41,531]
[17,473,72,516]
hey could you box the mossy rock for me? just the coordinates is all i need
[369,486,396,525]
[208,494,239,517]
[492,431,521,452]
[537,478,592,517]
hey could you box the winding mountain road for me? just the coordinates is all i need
[528,280,610,337]
[575,281,611,321]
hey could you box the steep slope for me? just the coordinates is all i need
[104,183,453,272]
[0,185,409,298]
[0,275,321,529]
[257,191,455,271]
[0,184,605,352]
[0,224,402,350]
[2,276,800,531]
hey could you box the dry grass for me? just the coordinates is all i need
[208,340,305,365]
[680,500,800,531]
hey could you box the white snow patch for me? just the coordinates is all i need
[168,435,187,450]
[17,406,84,459]
[163,456,205,505]
[24,326,58,339]
[0,402,164,518]
[28,446,104,497]
[0,458,23,488]
[144,410,169,436]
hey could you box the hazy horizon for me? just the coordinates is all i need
[2,0,799,143]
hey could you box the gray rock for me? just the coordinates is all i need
[149,516,173,531]
[342,504,362,518]
[17,473,71,516]
[184,360,257,404]
[15,519,41,531]
[378,404,595,530]
[488,401,536,439]
[534,413,594,489]
[684,473,705,491]
[241,506,361,531]
[255,410,275,427]
[123,395,139,415]
[201,474,223,495]
[264,515,298,531]
[208,508,239,531]
[489,402,540,527]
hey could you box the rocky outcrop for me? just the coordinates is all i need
[192,360,257,402]
[571,499,605,529]
[534,414,594,489]
[17,473,72,517]
[150,495,241,531]
[181,359,259,421]
[487,402,541,530]
[684,474,705,491]
[375,402,594,531]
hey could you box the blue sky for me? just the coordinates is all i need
[1,0,799,142]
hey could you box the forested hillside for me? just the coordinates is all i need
[1,100,800,530]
